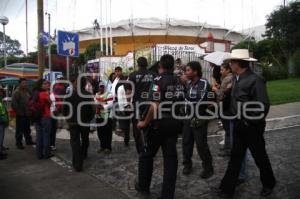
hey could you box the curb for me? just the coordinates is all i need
[266,114,300,131]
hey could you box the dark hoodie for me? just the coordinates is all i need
[63,78,95,126]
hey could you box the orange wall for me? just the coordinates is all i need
[79,35,210,56]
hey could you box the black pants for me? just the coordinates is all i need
[15,115,32,145]
[50,118,57,147]
[119,118,131,145]
[182,120,213,170]
[96,118,113,150]
[69,125,90,171]
[138,118,181,199]
[132,119,143,153]
[220,120,276,195]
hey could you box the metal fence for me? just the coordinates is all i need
[151,46,213,84]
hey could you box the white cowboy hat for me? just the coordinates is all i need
[224,49,257,62]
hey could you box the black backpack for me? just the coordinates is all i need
[28,91,43,123]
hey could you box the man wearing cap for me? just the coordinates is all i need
[218,49,276,198]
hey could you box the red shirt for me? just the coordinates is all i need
[39,91,51,118]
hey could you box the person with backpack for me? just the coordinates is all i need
[12,78,35,149]
[33,79,53,159]
[0,86,9,160]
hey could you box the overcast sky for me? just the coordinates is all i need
[0,0,284,53]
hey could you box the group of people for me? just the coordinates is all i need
[0,48,276,199]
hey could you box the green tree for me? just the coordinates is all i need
[0,31,23,56]
[84,43,110,62]
[265,1,300,61]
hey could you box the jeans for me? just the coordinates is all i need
[0,125,5,153]
[15,115,32,145]
[182,120,213,170]
[36,117,51,159]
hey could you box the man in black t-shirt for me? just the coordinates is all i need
[128,57,155,153]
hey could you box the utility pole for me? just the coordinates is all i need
[25,0,28,55]
[45,12,51,81]
[109,0,113,55]
[105,0,108,56]
[37,0,45,78]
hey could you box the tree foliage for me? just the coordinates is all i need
[0,31,23,57]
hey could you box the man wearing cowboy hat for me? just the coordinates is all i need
[217,49,276,198]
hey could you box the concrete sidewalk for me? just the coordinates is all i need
[265,102,300,130]
[0,130,129,199]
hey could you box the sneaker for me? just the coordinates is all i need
[51,146,57,151]
[182,166,192,175]
[16,145,25,150]
[260,186,275,197]
[236,178,247,187]
[211,187,233,199]
[218,150,231,157]
[200,169,214,179]
[2,146,9,151]
[26,141,36,146]
[0,153,8,160]
[97,148,105,153]
[134,180,150,195]
[104,149,112,154]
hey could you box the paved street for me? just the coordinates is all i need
[0,129,129,199]
[0,126,299,199]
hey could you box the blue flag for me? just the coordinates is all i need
[40,31,50,45]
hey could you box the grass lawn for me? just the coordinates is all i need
[267,78,300,105]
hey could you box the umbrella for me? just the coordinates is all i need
[204,51,231,66]
[0,77,36,87]
[0,63,39,79]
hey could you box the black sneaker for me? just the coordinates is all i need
[0,153,8,160]
[236,178,247,187]
[17,145,25,150]
[134,181,150,195]
[260,187,274,197]
[211,187,233,199]
[26,141,36,146]
[2,146,9,151]
[218,150,231,157]
[218,191,233,199]
[200,169,214,179]
[182,166,192,175]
